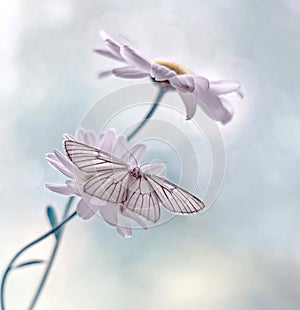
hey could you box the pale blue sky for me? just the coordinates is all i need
[1,0,300,309]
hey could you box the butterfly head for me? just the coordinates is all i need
[130,167,142,179]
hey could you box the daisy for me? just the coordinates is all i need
[46,128,157,238]
[95,31,243,124]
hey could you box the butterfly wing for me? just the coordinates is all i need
[64,140,130,203]
[123,175,161,223]
[144,174,206,214]
[64,140,129,173]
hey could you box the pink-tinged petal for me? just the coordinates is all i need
[116,225,132,238]
[98,129,118,153]
[104,39,123,60]
[66,180,81,196]
[151,63,176,81]
[120,45,151,73]
[209,80,241,95]
[141,162,166,176]
[100,30,121,46]
[218,97,234,124]
[46,153,74,178]
[112,66,150,78]
[97,69,113,79]
[94,49,122,61]
[169,75,195,92]
[121,208,148,229]
[53,149,74,173]
[112,135,127,158]
[193,76,210,90]
[75,128,85,143]
[193,86,233,123]
[77,199,97,219]
[177,91,197,120]
[63,133,74,141]
[128,143,146,165]
[99,203,119,226]
[45,183,74,195]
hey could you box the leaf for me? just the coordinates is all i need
[46,206,60,240]
[12,259,46,270]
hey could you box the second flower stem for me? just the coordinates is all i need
[127,87,167,141]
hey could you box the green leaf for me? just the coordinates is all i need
[12,260,46,269]
[46,206,60,240]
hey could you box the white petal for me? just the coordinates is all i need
[77,199,97,219]
[98,129,118,153]
[218,97,234,124]
[193,86,233,124]
[177,91,197,120]
[209,80,241,95]
[104,39,123,60]
[193,76,210,90]
[66,180,81,196]
[141,162,166,176]
[53,150,74,172]
[94,49,122,61]
[99,203,119,226]
[112,135,127,158]
[116,224,132,238]
[128,143,146,165]
[120,45,151,73]
[97,69,113,79]
[151,63,177,81]
[45,183,74,195]
[46,153,73,178]
[112,66,150,78]
[121,208,147,229]
[169,75,195,92]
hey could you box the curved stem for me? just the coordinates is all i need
[28,197,74,309]
[0,198,76,310]
[127,87,167,141]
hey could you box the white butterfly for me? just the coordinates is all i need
[64,140,205,223]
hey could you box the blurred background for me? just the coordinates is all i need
[1,0,300,309]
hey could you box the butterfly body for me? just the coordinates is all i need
[64,140,206,222]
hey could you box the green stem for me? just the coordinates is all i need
[0,197,76,310]
[127,87,167,141]
[28,197,74,309]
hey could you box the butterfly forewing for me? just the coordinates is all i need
[64,140,129,173]
[145,174,205,214]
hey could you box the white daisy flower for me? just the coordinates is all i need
[45,128,154,238]
[95,31,243,124]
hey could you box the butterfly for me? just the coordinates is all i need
[64,140,206,223]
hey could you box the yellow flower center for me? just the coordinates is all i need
[154,60,188,75]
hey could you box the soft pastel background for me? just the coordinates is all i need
[1,0,300,309]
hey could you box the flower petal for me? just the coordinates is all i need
[209,80,241,95]
[66,180,81,196]
[193,86,233,123]
[127,143,146,165]
[98,129,118,153]
[120,45,151,73]
[112,66,150,78]
[97,69,113,79]
[94,49,122,61]
[116,224,132,238]
[99,203,119,226]
[151,63,176,81]
[112,134,127,158]
[177,91,197,120]
[169,75,195,92]
[77,199,97,219]
[121,208,148,229]
[141,162,166,176]
[45,183,74,195]
[46,153,73,178]
[53,150,74,173]
[218,97,234,124]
